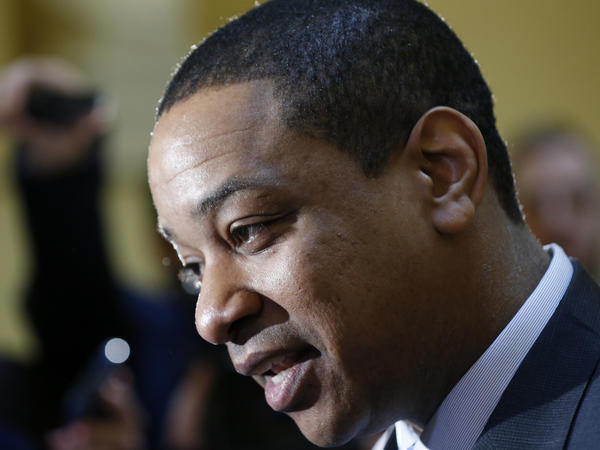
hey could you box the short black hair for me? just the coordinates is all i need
[158,0,523,223]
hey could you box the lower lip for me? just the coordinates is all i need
[264,359,312,412]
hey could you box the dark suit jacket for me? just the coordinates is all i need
[474,261,600,449]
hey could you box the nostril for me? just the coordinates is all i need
[228,303,263,345]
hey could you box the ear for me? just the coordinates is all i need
[405,107,488,234]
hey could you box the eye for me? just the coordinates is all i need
[229,211,297,254]
[230,222,268,248]
[178,262,203,296]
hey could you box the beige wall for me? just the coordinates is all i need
[0,0,35,358]
[426,0,600,150]
[0,0,598,358]
[187,0,600,147]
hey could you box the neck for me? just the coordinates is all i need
[471,215,551,345]
[413,207,550,427]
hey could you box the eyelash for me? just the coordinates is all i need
[229,212,292,252]
[178,262,203,296]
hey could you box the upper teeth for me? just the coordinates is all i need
[271,368,290,384]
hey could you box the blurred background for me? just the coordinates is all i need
[0,0,598,369]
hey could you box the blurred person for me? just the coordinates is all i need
[512,123,600,278]
[0,56,211,449]
[0,56,361,450]
[0,57,133,447]
[148,1,600,449]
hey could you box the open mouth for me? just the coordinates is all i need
[262,347,320,411]
[253,347,320,389]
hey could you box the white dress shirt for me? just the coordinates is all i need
[373,243,573,450]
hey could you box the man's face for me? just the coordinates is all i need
[515,141,600,272]
[148,82,446,445]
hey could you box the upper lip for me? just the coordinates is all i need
[232,346,319,377]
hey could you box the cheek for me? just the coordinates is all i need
[253,227,351,346]
[286,231,377,359]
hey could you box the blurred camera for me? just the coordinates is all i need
[26,85,96,126]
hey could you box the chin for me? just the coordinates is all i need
[288,404,367,448]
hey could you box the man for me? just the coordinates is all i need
[148,1,600,448]
[512,124,600,279]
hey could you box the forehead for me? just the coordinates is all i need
[147,81,367,236]
[148,82,283,189]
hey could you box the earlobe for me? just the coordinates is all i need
[405,107,488,234]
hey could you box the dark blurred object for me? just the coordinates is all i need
[0,419,35,450]
[26,85,96,126]
[63,338,130,423]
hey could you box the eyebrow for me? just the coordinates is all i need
[196,177,277,217]
[157,176,279,242]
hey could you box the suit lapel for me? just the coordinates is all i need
[474,262,600,449]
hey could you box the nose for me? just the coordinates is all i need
[195,259,262,345]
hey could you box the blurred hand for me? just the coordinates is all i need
[0,57,111,172]
[47,370,146,450]
[162,360,217,450]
